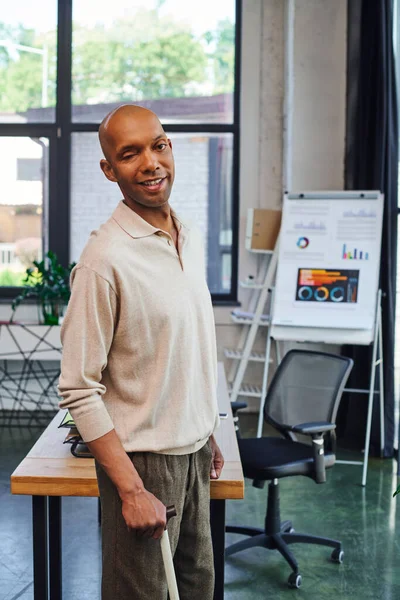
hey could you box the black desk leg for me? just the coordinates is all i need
[32,496,48,600]
[49,496,62,600]
[210,499,226,600]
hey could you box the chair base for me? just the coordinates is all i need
[225,480,342,585]
[225,528,341,572]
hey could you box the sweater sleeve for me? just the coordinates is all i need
[58,265,117,442]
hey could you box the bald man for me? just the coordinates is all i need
[59,105,223,600]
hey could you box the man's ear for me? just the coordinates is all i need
[100,159,118,183]
[167,138,173,151]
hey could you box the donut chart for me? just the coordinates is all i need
[297,237,309,249]
[314,287,329,301]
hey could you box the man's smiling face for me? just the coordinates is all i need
[99,106,175,209]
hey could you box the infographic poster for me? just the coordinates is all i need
[272,193,383,330]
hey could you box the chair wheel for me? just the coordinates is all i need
[288,573,302,588]
[331,548,344,564]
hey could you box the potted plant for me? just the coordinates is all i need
[10,251,76,326]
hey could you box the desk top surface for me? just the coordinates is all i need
[11,362,244,500]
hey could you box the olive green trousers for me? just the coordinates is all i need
[95,441,214,600]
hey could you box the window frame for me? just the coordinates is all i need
[0,0,241,304]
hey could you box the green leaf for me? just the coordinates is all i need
[393,484,400,498]
[10,250,76,323]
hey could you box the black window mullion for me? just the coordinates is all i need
[49,0,73,268]
[71,123,238,134]
[226,0,242,304]
[0,125,55,137]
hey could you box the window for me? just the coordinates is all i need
[0,0,57,123]
[0,0,240,301]
[0,137,48,286]
[72,2,235,125]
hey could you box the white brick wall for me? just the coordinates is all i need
[70,133,120,262]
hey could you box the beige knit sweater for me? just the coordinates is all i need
[58,201,219,454]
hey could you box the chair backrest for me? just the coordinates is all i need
[264,350,353,435]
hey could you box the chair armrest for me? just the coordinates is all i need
[230,401,248,414]
[291,422,336,436]
[230,402,248,439]
[280,421,336,484]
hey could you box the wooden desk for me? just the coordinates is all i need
[11,362,244,600]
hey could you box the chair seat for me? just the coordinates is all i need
[238,436,335,480]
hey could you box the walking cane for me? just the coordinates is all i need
[161,505,180,600]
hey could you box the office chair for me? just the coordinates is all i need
[226,349,353,589]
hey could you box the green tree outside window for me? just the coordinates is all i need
[0,10,235,112]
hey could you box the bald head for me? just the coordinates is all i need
[99,104,164,162]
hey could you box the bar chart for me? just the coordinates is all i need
[342,244,369,260]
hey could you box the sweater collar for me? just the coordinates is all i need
[111,200,188,239]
